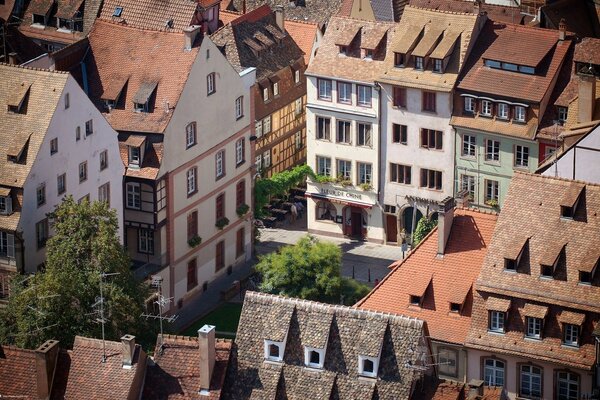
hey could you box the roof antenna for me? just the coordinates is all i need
[140,276,178,355]
[92,272,120,363]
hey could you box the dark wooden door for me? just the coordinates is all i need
[351,211,362,237]
[386,214,398,243]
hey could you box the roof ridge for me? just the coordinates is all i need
[491,19,566,36]
[404,3,479,16]
[0,344,37,354]
[0,62,70,75]
[284,18,319,27]
[514,170,600,188]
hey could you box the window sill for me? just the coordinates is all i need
[335,142,352,146]
[207,91,216,96]
[187,190,198,198]
[390,181,411,186]
[524,336,542,342]
[420,147,444,152]
[513,165,530,171]
[503,269,517,274]
[337,100,352,105]
[561,343,580,350]
[357,104,372,109]
[419,187,443,192]
[236,160,246,168]
[317,97,332,102]
[483,160,501,166]
[460,155,476,160]
[215,174,226,182]
[421,110,437,114]
[487,330,505,336]
[392,105,407,110]
[316,138,331,142]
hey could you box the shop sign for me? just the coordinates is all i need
[319,188,363,201]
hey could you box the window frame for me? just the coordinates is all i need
[215,150,225,179]
[36,218,48,249]
[85,119,93,136]
[437,347,458,378]
[358,355,379,378]
[563,324,579,347]
[514,145,529,168]
[392,124,407,144]
[36,183,46,207]
[420,129,443,150]
[126,182,141,209]
[464,96,475,113]
[357,122,372,147]
[519,364,543,399]
[390,163,411,185]
[461,174,475,199]
[483,358,505,387]
[462,134,476,158]
[415,56,424,70]
[514,105,526,122]
[316,156,332,177]
[489,310,505,333]
[336,159,352,181]
[99,150,108,171]
[304,346,325,369]
[497,102,509,120]
[485,139,500,163]
[236,227,245,257]
[357,162,372,185]
[187,167,197,195]
[235,96,243,119]
[556,370,579,400]
[337,81,352,104]
[50,138,58,155]
[393,86,407,108]
[485,179,499,203]
[422,91,436,113]
[481,100,493,117]
[187,258,198,291]
[525,316,542,339]
[317,78,332,101]
[138,229,154,254]
[336,120,352,144]
[235,138,245,166]
[186,122,197,149]
[316,116,331,141]
[207,72,216,95]
[215,240,225,271]
[357,85,372,107]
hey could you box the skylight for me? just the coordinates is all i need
[113,7,123,17]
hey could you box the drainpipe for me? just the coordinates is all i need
[375,81,383,243]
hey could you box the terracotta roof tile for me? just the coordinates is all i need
[227,0,344,27]
[0,345,39,398]
[0,0,15,21]
[285,19,319,64]
[574,37,600,65]
[409,0,533,25]
[98,0,199,31]
[521,302,549,319]
[357,209,498,345]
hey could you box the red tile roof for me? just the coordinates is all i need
[0,345,39,399]
[458,20,572,103]
[285,19,319,64]
[98,0,198,31]
[574,37,600,65]
[219,9,241,25]
[85,20,200,134]
[409,0,533,25]
[142,335,232,399]
[357,208,498,345]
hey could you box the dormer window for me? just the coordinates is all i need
[273,82,279,96]
[481,100,492,117]
[133,81,157,113]
[560,184,584,220]
[450,302,461,313]
[410,295,421,306]
[432,58,442,73]
[339,45,347,55]
[579,247,598,285]
[364,49,373,59]
[557,107,568,123]
[358,355,379,378]
[394,53,405,67]
[134,102,148,112]
[7,82,31,114]
[514,106,526,122]
[264,339,285,362]
[0,193,12,215]
[263,87,269,101]
[464,97,475,113]
[304,346,325,369]
[129,146,140,166]
[32,14,46,25]
[504,258,516,270]
[415,56,424,70]
[504,237,528,272]
[497,103,509,119]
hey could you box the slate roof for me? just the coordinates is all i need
[210,6,305,82]
[0,64,68,189]
[305,16,394,83]
[0,344,39,399]
[222,291,431,400]
[83,20,200,134]
[378,6,478,92]
[143,335,232,399]
[226,0,344,27]
[466,172,600,370]
[357,208,498,345]
[370,0,394,21]
[457,20,572,103]
[98,0,200,31]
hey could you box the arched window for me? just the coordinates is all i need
[316,201,336,221]
[484,358,505,386]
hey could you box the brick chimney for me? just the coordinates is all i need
[578,73,596,124]
[437,197,455,257]
[183,25,202,51]
[35,339,60,400]
[121,334,136,369]
[274,6,285,31]
[199,325,216,391]
[473,0,481,15]
[558,18,567,41]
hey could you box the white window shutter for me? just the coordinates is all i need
[7,234,15,258]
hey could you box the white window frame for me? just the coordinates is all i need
[236,138,245,165]
[489,310,505,333]
[255,120,263,138]
[0,232,15,258]
[263,87,269,101]
[526,316,542,339]
[263,115,272,134]
[295,98,302,115]
[357,123,372,147]
[415,56,424,70]
[318,79,332,101]
[520,365,542,398]
[294,69,300,83]
[358,355,379,378]
[264,339,285,362]
[316,156,331,176]
[464,97,475,113]
[357,85,372,107]
[316,116,330,140]
[235,96,243,119]
[207,72,215,95]
[100,150,108,171]
[98,182,110,205]
[557,371,579,400]
[336,120,351,144]
[273,82,279,96]
[304,346,325,369]
[498,103,509,119]
[515,145,529,168]
[126,182,141,209]
[485,139,500,162]
[186,122,196,148]
[485,180,499,202]
[263,150,271,168]
[432,58,442,73]
[336,159,352,181]
[129,146,140,166]
[0,196,12,215]
[337,81,352,104]
[461,175,475,199]
[484,358,505,387]
[557,107,568,123]
[216,150,225,178]
[514,106,526,122]
[358,162,372,185]
[481,100,492,116]
[187,167,197,194]
[564,324,579,346]
[255,154,262,171]
[462,134,476,157]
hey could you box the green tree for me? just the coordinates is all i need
[256,235,370,304]
[412,217,437,246]
[0,197,150,349]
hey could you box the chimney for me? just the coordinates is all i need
[455,189,470,209]
[121,334,136,369]
[437,196,455,257]
[199,325,216,391]
[558,18,567,41]
[274,6,285,32]
[467,379,484,398]
[242,0,246,14]
[473,0,481,15]
[35,340,60,400]
[8,52,17,65]
[183,25,202,51]
[578,73,596,124]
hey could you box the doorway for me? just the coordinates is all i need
[402,207,423,237]
[351,210,362,238]
[386,214,398,243]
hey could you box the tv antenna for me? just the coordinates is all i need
[91,272,120,363]
[140,276,178,355]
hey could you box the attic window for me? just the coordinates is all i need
[557,107,568,123]
[0,192,13,215]
[579,271,592,284]
[32,14,46,25]
[415,56,424,70]
[134,102,148,112]
[503,237,528,272]
[432,58,442,73]
[132,81,158,113]
[339,45,347,55]
[410,295,421,306]
[394,53,405,68]
[358,355,379,378]
[540,265,553,278]
[264,340,284,362]
[7,82,31,114]
[113,6,123,17]
[364,49,373,59]
[128,146,140,166]
[504,258,516,271]
[450,302,461,313]
[560,185,584,220]
[560,205,574,219]
[304,346,325,369]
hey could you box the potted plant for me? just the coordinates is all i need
[188,235,202,248]
[485,199,499,209]
[215,217,230,230]
[359,183,373,191]
[236,203,250,218]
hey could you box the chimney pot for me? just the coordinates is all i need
[121,334,136,368]
[473,0,481,14]
[578,74,596,124]
[274,6,285,32]
[437,196,455,257]
[35,339,60,400]
[8,52,17,65]
[558,18,567,41]
[183,25,202,51]
[198,325,216,391]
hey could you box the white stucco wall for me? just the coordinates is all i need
[20,75,124,273]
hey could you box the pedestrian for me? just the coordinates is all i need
[290,203,298,223]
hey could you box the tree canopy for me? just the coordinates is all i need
[412,217,437,246]
[256,235,370,305]
[254,164,316,216]
[0,197,151,349]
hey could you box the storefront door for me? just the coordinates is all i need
[351,210,362,238]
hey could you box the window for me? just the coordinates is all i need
[316,156,331,176]
[464,97,475,113]
[394,52,405,67]
[98,183,110,205]
[216,193,225,221]
[273,82,279,96]
[432,58,442,73]
[514,106,526,122]
[0,232,15,258]
[515,145,529,168]
[134,101,149,113]
[461,175,475,199]
[337,81,352,104]
[187,210,198,241]
[498,103,509,119]
[484,359,505,387]
[37,183,46,207]
[216,150,225,179]
[50,138,58,155]
[316,201,336,220]
[129,146,140,166]
[304,347,325,369]
[336,120,351,144]
[295,131,302,150]
[207,6,215,21]
[336,159,351,181]
[236,180,245,208]
[462,135,476,157]
[393,86,406,108]
[364,49,373,59]
[316,116,331,140]
[32,13,46,25]
[295,98,302,116]
[36,219,48,249]
[438,348,458,377]
[77,161,87,184]
[318,79,332,101]
[125,183,141,209]
[215,240,225,271]
[76,126,81,141]
[410,295,421,305]
[358,356,379,378]
[263,150,271,168]
[236,227,245,257]
[415,56,424,70]
[187,259,198,291]
[99,150,108,170]
[264,340,284,362]
[557,107,568,123]
[236,138,245,166]
[557,371,579,400]
[255,120,263,138]
[564,324,579,346]
[485,139,500,162]
[390,164,411,184]
[64,93,70,109]
[358,162,372,185]
[480,100,492,116]
[420,129,443,150]
[235,96,243,119]
[187,167,197,195]
[339,45,347,54]
[0,195,12,215]
[450,303,462,313]
[392,124,407,144]
[186,122,197,148]
[489,311,505,333]
[263,87,269,101]
[580,270,592,284]
[138,229,154,254]
[357,85,372,107]
[294,69,300,84]
[207,73,216,95]
[263,116,271,134]
[520,365,542,398]
[422,91,436,112]
[255,154,262,171]
[526,317,542,339]
[85,119,93,136]
[485,180,499,203]
[357,123,372,147]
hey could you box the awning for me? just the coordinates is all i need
[485,297,511,312]
[448,283,471,305]
[7,133,31,158]
[521,303,548,319]
[408,273,432,298]
[305,192,373,209]
[557,310,585,326]
[579,247,600,273]
[0,187,11,196]
[123,135,146,147]
[429,30,461,60]
[361,27,387,50]
[392,26,422,54]
[132,81,158,105]
[411,26,444,58]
